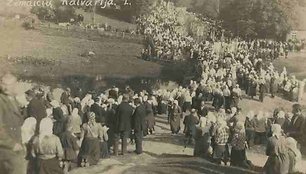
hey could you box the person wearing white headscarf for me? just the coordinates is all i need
[254,111,267,145]
[264,124,290,174]
[21,117,37,174]
[230,122,249,168]
[67,108,82,137]
[286,137,302,173]
[212,119,230,165]
[79,112,105,166]
[32,117,64,174]
[168,100,182,134]
[21,117,37,145]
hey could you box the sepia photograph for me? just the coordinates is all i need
[0,0,306,173]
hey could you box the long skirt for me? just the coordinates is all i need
[230,149,247,167]
[170,116,180,134]
[264,154,290,174]
[213,144,229,163]
[36,157,64,174]
[146,114,155,130]
[100,141,109,159]
[158,103,167,115]
[78,137,100,165]
[194,131,211,158]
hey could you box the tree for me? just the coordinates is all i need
[30,0,75,23]
[220,0,291,40]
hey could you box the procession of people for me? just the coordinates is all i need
[0,70,305,174]
[1,1,306,174]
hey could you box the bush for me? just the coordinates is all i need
[22,21,34,30]
[31,2,76,23]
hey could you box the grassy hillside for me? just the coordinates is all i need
[0,19,161,89]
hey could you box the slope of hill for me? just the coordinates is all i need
[0,18,160,89]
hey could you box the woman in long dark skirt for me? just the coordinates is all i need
[168,100,182,134]
[145,99,155,135]
[59,123,80,173]
[230,122,251,169]
[78,112,104,166]
[264,124,290,174]
[51,100,66,136]
[32,118,64,174]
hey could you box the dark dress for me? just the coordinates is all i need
[264,135,290,174]
[59,131,79,161]
[144,102,155,134]
[53,107,66,136]
[183,114,199,145]
[168,106,182,134]
[78,123,102,166]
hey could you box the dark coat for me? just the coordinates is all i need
[132,104,146,131]
[60,92,70,105]
[288,114,306,143]
[115,102,134,132]
[27,97,47,122]
[0,93,23,149]
[90,103,105,123]
[53,107,66,135]
[183,114,199,136]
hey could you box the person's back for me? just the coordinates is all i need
[33,134,63,159]
[27,96,47,122]
[116,101,134,132]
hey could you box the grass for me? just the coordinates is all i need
[0,18,161,90]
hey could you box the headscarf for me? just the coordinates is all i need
[286,137,302,162]
[271,124,282,138]
[46,108,53,118]
[234,121,245,133]
[87,112,96,125]
[38,118,54,145]
[277,111,285,119]
[71,108,79,116]
[21,117,37,144]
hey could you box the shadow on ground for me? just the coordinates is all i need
[122,153,262,174]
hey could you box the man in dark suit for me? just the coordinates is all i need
[287,104,306,145]
[114,95,134,155]
[131,98,146,154]
[90,97,104,124]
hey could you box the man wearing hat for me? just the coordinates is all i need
[287,104,306,146]
[183,109,199,146]
[90,97,105,124]
[114,95,134,155]
[131,98,146,154]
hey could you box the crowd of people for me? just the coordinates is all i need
[136,2,306,103]
[1,1,306,174]
[0,71,305,174]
